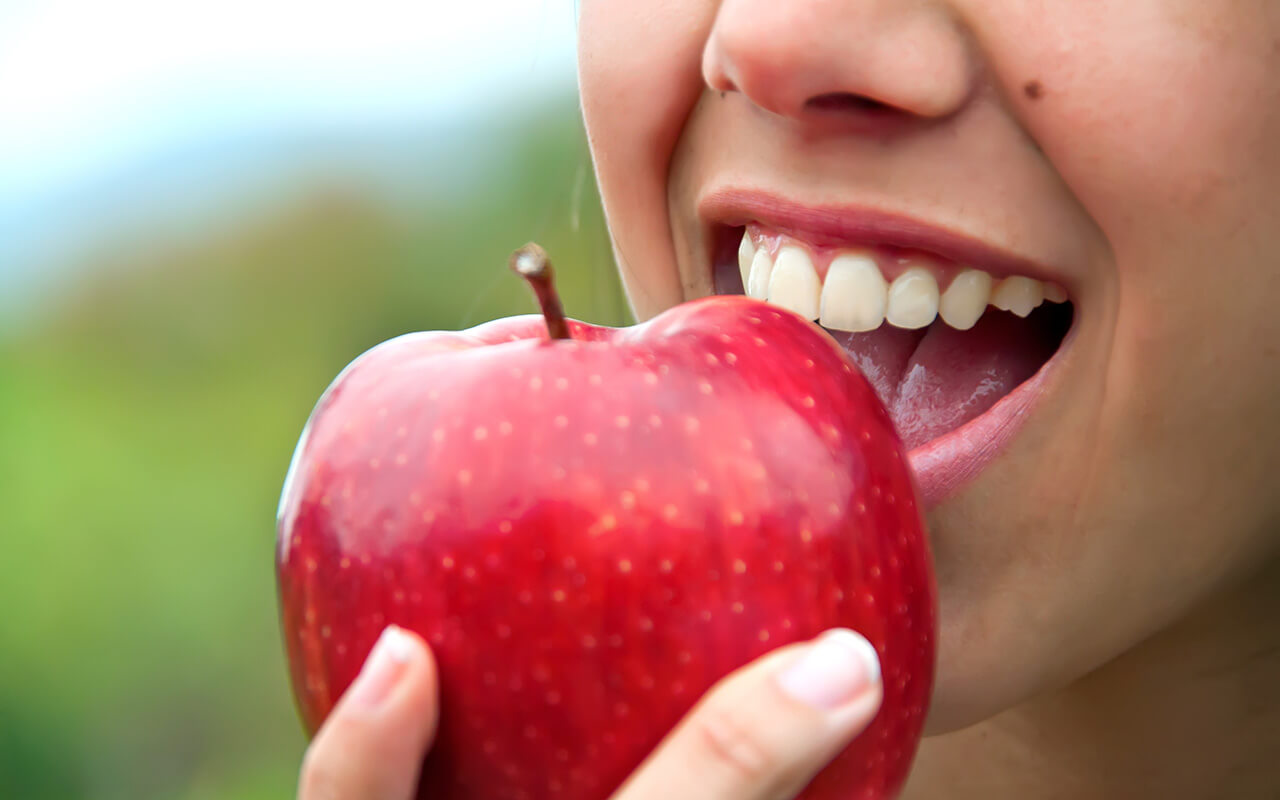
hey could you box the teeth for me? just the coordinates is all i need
[885,267,940,329]
[820,252,887,332]
[990,276,1045,317]
[938,269,993,331]
[767,247,821,320]
[732,233,1071,330]
[738,232,755,287]
[746,248,773,300]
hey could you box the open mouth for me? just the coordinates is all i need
[711,222,1075,503]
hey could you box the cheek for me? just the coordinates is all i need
[983,1,1280,254]
[1028,4,1280,489]
[577,1,717,319]
[977,0,1280,472]
[926,0,1280,725]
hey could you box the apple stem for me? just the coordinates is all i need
[510,243,572,341]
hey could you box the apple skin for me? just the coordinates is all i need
[276,295,935,800]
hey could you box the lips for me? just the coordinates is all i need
[703,197,1076,506]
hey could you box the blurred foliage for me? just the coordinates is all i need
[0,94,627,800]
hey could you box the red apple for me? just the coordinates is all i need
[276,245,935,799]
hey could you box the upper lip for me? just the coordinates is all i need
[700,188,1071,287]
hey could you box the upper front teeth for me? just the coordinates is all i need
[746,248,773,300]
[738,235,756,287]
[885,267,940,329]
[740,230,1068,332]
[821,252,886,332]
[768,247,822,320]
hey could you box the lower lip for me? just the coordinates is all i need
[903,334,1069,508]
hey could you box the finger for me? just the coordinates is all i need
[613,628,882,800]
[299,626,439,800]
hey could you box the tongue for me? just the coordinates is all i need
[826,311,1061,451]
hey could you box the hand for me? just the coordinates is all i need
[298,625,883,800]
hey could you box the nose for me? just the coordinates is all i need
[702,0,974,125]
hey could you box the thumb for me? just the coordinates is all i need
[613,628,883,800]
[299,626,439,800]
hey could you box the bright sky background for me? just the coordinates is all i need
[0,0,579,291]
[0,0,577,194]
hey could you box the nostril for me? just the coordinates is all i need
[806,92,895,115]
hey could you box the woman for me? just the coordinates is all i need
[298,1,1280,797]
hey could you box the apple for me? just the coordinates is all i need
[276,245,935,799]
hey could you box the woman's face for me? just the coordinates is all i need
[578,1,1280,732]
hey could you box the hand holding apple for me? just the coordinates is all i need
[276,244,936,799]
[297,623,886,800]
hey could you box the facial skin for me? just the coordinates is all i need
[579,1,1280,796]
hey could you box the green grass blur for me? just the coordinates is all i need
[0,96,629,800]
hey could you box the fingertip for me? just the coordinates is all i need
[385,626,441,740]
[380,624,437,693]
[366,626,439,732]
[394,627,440,725]
[822,629,882,684]
[348,625,426,710]
[383,624,424,656]
[776,628,882,713]
[299,627,440,800]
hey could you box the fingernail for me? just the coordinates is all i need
[776,628,881,710]
[350,625,418,710]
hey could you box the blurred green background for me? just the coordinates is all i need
[0,3,628,798]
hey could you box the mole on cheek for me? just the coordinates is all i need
[1023,80,1045,101]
